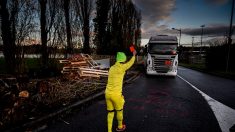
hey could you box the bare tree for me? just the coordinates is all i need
[134,10,141,48]
[15,0,37,73]
[70,6,83,50]
[49,0,80,58]
[74,0,93,54]
[109,0,141,53]
[0,0,38,74]
[0,0,17,74]
[63,0,72,57]
[39,0,48,67]
[38,0,57,68]
[93,0,141,55]
[0,22,2,45]
[93,0,110,55]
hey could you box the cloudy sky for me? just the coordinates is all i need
[132,0,234,45]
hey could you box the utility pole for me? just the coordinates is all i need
[192,37,194,49]
[200,25,205,54]
[172,28,181,47]
[226,0,234,72]
[192,36,194,56]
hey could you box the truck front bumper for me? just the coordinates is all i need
[146,67,177,76]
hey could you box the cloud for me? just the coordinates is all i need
[205,0,229,5]
[132,0,176,38]
[182,24,233,36]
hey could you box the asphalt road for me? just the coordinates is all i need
[178,67,235,110]
[42,66,235,132]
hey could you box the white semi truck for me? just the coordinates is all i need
[145,35,178,76]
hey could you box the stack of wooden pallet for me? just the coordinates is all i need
[59,54,109,78]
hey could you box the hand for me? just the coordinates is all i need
[133,50,137,56]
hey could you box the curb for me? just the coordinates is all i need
[6,72,140,131]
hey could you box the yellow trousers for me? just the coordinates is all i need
[105,94,125,132]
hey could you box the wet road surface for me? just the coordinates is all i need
[41,66,235,132]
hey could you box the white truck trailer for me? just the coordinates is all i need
[145,35,178,76]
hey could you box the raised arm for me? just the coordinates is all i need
[122,50,137,71]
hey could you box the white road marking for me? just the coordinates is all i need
[177,75,235,132]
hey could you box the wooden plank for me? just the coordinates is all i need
[63,67,73,70]
[79,74,100,78]
[70,61,87,65]
[81,71,108,76]
[81,64,90,67]
[62,69,71,72]
[72,67,80,70]
[59,60,70,63]
[61,71,70,74]
[77,71,100,78]
[79,68,108,73]
[72,66,82,69]
[59,54,109,78]
[72,68,80,71]
[79,68,108,76]
[81,53,99,68]
[71,63,89,67]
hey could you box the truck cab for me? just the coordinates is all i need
[145,35,178,76]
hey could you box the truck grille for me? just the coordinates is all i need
[153,58,173,73]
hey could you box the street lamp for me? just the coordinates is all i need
[226,0,234,72]
[191,36,195,56]
[200,25,205,54]
[192,36,194,48]
[172,28,181,47]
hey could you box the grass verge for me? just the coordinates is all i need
[179,63,235,80]
[0,58,62,76]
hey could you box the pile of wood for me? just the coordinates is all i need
[59,54,109,78]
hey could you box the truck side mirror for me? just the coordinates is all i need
[144,44,148,53]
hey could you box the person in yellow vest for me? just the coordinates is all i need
[105,50,136,132]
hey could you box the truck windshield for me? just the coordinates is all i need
[148,43,177,54]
